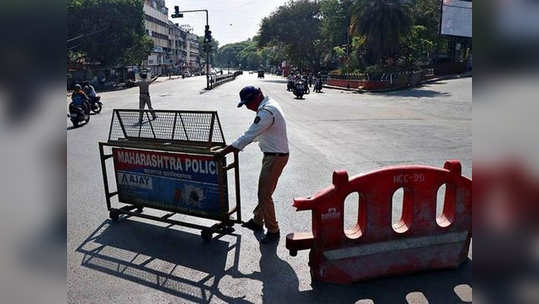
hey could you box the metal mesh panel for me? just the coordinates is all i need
[108,109,226,146]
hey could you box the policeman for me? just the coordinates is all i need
[218,86,289,244]
[136,72,159,124]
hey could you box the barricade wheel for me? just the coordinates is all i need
[109,210,119,222]
[201,229,212,242]
[136,207,143,213]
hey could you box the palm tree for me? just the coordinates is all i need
[349,0,412,65]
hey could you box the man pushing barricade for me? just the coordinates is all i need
[218,86,289,244]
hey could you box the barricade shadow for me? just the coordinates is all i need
[298,258,472,303]
[76,218,251,304]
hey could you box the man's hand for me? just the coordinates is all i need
[215,145,239,157]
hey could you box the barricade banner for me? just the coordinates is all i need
[113,148,227,219]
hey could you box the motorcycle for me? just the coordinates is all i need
[293,80,306,99]
[314,78,322,93]
[287,79,295,91]
[68,101,91,127]
[88,96,103,114]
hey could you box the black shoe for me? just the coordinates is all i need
[260,230,280,244]
[242,219,263,232]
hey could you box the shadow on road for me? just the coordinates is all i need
[77,219,471,303]
[76,219,251,303]
[298,259,472,303]
[66,122,88,130]
[380,84,451,98]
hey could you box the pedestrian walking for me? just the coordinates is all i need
[136,72,159,124]
[218,86,289,244]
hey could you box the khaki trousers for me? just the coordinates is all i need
[253,154,289,233]
[138,94,156,123]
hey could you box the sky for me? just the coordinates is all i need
[165,0,289,46]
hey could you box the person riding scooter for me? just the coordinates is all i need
[83,81,103,113]
[71,84,90,114]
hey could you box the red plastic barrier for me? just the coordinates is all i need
[286,160,472,284]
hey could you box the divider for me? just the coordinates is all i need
[286,160,472,284]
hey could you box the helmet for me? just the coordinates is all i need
[237,86,261,108]
[74,84,82,90]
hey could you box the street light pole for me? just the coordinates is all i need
[172,8,211,90]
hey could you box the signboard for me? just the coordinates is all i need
[441,0,472,38]
[112,148,227,219]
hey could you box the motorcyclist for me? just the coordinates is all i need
[83,81,99,105]
[71,84,90,114]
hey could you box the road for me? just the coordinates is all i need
[67,73,472,303]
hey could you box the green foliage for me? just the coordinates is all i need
[198,36,219,64]
[258,0,324,71]
[215,39,285,70]
[349,0,412,65]
[68,0,152,67]
[401,25,434,67]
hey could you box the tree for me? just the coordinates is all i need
[349,0,412,65]
[258,0,324,71]
[401,25,434,67]
[68,0,153,67]
[198,36,219,66]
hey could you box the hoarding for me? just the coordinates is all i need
[441,0,472,38]
[112,148,227,219]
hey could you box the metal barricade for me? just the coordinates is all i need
[98,109,242,241]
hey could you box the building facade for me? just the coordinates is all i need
[186,32,201,73]
[169,21,187,73]
[143,0,170,75]
[142,0,201,75]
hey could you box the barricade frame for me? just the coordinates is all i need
[98,109,243,241]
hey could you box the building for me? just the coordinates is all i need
[143,0,171,75]
[142,0,201,76]
[186,32,201,73]
[168,22,187,73]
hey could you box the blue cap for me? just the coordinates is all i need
[237,86,260,107]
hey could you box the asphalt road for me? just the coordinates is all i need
[67,73,472,303]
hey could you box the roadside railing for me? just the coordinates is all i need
[209,71,242,89]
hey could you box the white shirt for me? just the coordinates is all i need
[232,97,289,153]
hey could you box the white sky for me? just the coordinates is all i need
[165,0,288,46]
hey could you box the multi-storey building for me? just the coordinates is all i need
[143,0,170,75]
[168,22,187,73]
[141,0,200,75]
[186,32,201,73]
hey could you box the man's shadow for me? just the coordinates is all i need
[230,235,302,303]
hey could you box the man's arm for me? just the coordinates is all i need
[151,75,160,83]
[217,111,273,156]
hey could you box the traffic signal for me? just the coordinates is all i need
[172,6,183,18]
[204,25,212,43]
